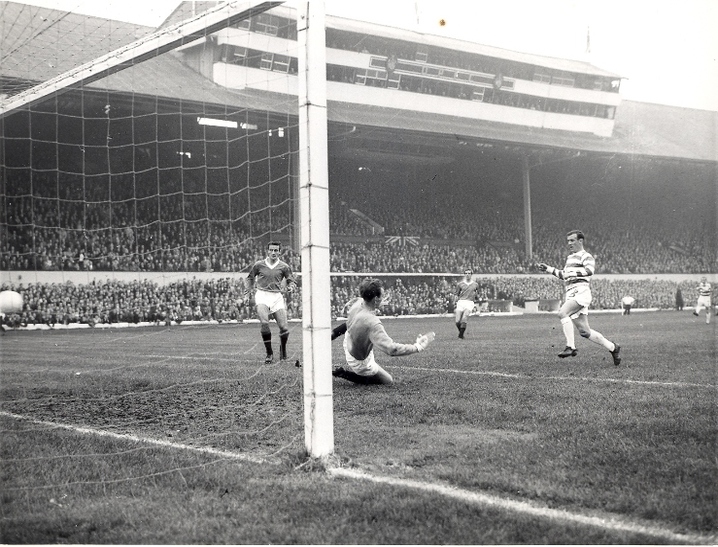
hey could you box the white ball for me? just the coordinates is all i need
[0,290,24,314]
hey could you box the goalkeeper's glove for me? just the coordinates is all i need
[414,331,436,352]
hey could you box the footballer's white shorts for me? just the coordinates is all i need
[696,295,711,309]
[565,283,592,319]
[343,336,380,376]
[255,289,286,314]
[455,299,475,315]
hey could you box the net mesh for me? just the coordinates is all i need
[2,3,298,280]
[0,2,311,466]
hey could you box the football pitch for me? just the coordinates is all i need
[1,311,715,544]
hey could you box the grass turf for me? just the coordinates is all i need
[1,310,715,543]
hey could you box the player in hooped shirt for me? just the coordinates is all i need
[245,241,297,364]
[693,276,712,324]
[538,230,622,365]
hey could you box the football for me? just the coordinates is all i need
[0,290,24,315]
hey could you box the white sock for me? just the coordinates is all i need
[560,317,575,348]
[588,329,615,351]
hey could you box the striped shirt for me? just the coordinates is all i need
[697,282,712,298]
[550,250,595,289]
[246,258,296,293]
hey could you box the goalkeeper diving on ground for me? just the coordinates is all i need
[331,278,435,385]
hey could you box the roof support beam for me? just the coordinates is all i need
[0,1,283,118]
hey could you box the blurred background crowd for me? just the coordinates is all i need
[2,195,714,275]
[0,275,698,329]
[2,157,714,329]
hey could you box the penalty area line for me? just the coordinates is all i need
[329,467,715,545]
[397,365,714,389]
[0,411,267,464]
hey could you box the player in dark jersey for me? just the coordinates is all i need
[538,230,621,365]
[454,268,480,339]
[245,241,297,364]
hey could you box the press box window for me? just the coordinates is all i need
[229,47,247,65]
[273,54,290,73]
[552,75,575,87]
[260,52,274,70]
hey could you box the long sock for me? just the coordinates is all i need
[261,330,272,355]
[280,330,289,357]
[560,317,575,348]
[588,329,615,351]
[458,323,466,338]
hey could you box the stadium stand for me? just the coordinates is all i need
[1,2,715,330]
[0,275,705,331]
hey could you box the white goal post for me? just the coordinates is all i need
[297,1,334,458]
[2,0,335,458]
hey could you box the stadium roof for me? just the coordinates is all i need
[1,2,716,163]
[162,2,623,79]
[0,2,151,94]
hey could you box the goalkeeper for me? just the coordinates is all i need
[332,278,435,385]
[538,230,621,365]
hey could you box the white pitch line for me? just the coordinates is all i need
[329,467,716,545]
[0,411,266,464]
[2,411,713,544]
[396,365,715,389]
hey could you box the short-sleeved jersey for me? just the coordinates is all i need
[345,299,416,360]
[246,258,296,293]
[697,281,712,297]
[456,280,480,301]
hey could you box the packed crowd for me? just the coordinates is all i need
[2,201,714,275]
[0,276,701,329]
[2,167,715,276]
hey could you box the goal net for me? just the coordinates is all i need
[2,1,297,284]
[0,1,335,463]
